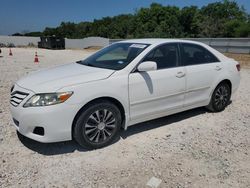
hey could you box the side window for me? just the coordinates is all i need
[181,43,219,66]
[143,43,178,69]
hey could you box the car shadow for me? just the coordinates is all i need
[17,132,88,155]
[121,107,207,139]
[17,107,207,156]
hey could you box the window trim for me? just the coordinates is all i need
[179,42,220,66]
[131,42,181,73]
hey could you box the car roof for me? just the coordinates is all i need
[119,38,203,45]
[118,38,229,62]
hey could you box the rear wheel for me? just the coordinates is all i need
[73,101,122,149]
[207,82,231,112]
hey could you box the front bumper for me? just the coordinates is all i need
[10,84,79,143]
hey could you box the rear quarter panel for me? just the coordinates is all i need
[209,59,240,100]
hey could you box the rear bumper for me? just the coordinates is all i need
[231,72,240,100]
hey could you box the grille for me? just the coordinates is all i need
[10,90,29,107]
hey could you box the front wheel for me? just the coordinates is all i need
[73,101,122,149]
[207,83,231,112]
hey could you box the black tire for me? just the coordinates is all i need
[73,100,122,149]
[207,82,231,112]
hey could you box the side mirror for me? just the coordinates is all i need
[137,61,157,72]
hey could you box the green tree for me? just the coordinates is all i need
[200,0,247,37]
[134,3,182,38]
[31,1,250,39]
[24,32,43,37]
[235,22,250,37]
[180,6,201,37]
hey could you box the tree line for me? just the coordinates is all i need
[13,0,250,38]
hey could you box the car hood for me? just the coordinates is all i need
[16,63,115,93]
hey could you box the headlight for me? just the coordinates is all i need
[23,92,73,107]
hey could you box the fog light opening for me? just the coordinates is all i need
[13,118,19,127]
[33,127,44,136]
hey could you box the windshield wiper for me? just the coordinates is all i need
[76,60,99,68]
[76,60,82,64]
[86,63,99,68]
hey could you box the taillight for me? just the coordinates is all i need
[236,64,240,71]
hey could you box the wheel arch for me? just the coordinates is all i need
[210,78,232,98]
[207,78,232,112]
[216,79,232,93]
[71,96,126,139]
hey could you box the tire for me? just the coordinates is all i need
[207,82,231,112]
[73,100,122,149]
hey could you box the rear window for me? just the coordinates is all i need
[181,43,219,66]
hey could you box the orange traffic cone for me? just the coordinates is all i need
[9,48,13,56]
[34,52,39,63]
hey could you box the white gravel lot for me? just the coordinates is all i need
[0,48,249,188]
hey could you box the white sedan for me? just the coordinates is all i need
[10,39,240,149]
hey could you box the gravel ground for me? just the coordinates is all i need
[0,48,250,188]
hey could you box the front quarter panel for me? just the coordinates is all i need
[57,74,130,128]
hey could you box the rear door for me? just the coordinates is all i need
[180,43,223,107]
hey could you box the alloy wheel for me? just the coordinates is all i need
[214,85,229,110]
[84,109,116,143]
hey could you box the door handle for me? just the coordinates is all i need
[176,71,185,78]
[215,66,222,71]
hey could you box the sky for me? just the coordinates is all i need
[0,0,249,35]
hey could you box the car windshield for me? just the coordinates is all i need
[77,43,149,70]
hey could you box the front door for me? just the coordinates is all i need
[129,43,186,123]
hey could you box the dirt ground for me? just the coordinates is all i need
[0,48,249,188]
[224,53,250,68]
